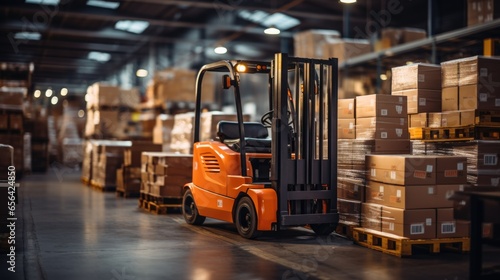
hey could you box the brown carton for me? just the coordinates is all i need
[337,199,362,226]
[338,98,355,119]
[437,208,470,238]
[0,115,8,129]
[337,178,365,201]
[366,155,436,185]
[460,109,476,126]
[458,56,500,86]
[359,139,412,154]
[442,86,459,111]
[392,89,441,114]
[361,203,382,231]
[338,119,356,139]
[326,39,371,64]
[435,156,468,185]
[356,117,408,140]
[391,63,441,91]
[8,114,23,130]
[459,84,500,110]
[441,111,461,127]
[409,113,428,128]
[365,181,462,209]
[441,60,459,88]
[355,94,407,118]
[428,112,442,128]
[381,207,436,239]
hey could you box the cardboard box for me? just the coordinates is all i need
[338,98,355,119]
[410,113,428,128]
[356,94,407,118]
[441,111,461,127]
[0,92,24,108]
[120,88,140,109]
[361,203,382,231]
[393,89,441,114]
[436,156,468,185]
[391,63,441,91]
[149,184,183,198]
[0,114,8,129]
[89,83,121,107]
[459,84,500,110]
[365,181,462,209]
[381,207,436,239]
[437,208,470,238]
[460,109,476,126]
[442,86,459,111]
[354,139,412,154]
[468,0,500,25]
[458,56,500,86]
[338,119,355,139]
[325,39,371,64]
[337,177,365,201]
[356,117,408,140]
[402,28,427,43]
[293,29,340,59]
[428,112,442,128]
[8,114,23,130]
[366,155,436,185]
[338,199,362,226]
[441,60,459,88]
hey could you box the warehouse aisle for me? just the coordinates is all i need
[3,169,495,280]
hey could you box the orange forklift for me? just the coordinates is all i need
[182,53,339,238]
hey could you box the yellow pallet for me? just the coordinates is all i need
[335,223,357,239]
[352,227,470,257]
[81,177,90,185]
[138,199,181,215]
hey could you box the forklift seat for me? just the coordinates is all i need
[217,121,271,153]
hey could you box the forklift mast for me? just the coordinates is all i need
[271,53,338,228]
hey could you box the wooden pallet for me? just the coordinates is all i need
[81,177,90,185]
[116,189,140,198]
[138,199,181,214]
[90,181,116,192]
[409,126,475,141]
[335,223,357,239]
[475,125,500,140]
[352,227,470,257]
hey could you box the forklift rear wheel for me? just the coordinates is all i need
[235,197,260,239]
[310,223,336,236]
[182,190,206,225]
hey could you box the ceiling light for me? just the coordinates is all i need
[85,93,91,102]
[264,26,280,35]
[45,89,53,97]
[380,74,388,81]
[340,0,357,3]
[78,110,85,118]
[14,32,41,40]
[214,46,227,54]
[406,61,414,65]
[88,51,111,62]
[34,90,41,98]
[115,20,149,34]
[236,64,247,72]
[87,0,120,9]
[51,96,58,105]
[26,0,60,4]
[136,69,148,77]
[60,88,68,96]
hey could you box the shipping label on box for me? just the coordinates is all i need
[381,207,436,239]
[366,154,436,185]
[356,94,407,118]
[391,63,441,91]
[437,208,470,238]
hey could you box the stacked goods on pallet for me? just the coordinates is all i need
[29,112,49,172]
[153,114,175,151]
[60,98,84,167]
[116,141,162,197]
[0,92,25,177]
[89,140,132,191]
[81,140,93,184]
[375,27,426,51]
[467,0,499,26]
[140,152,192,214]
[363,154,470,240]
[338,98,355,139]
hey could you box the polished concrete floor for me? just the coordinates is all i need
[1,168,499,280]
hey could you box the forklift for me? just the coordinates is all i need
[182,53,339,238]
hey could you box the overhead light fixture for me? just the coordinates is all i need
[380,74,388,81]
[14,32,41,40]
[87,0,120,9]
[45,89,53,97]
[406,61,414,65]
[264,26,280,35]
[88,51,111,62]
[236,64,247,72]
[214,46,227,54]
[60,88,68,96]
[34,90,41,98]
[26,0,60,4]
[340,0,357,3]
[136,69,148,77]
[51,96,58,105]
[115,20,149,34]
[78,110,85,118]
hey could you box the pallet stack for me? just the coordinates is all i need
[0,92,25,177]
[29,113,49,172]
[116,141,162,198]
[88,140,132,191]
[139,152,192,214]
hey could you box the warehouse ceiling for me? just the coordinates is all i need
[0,0,467,94]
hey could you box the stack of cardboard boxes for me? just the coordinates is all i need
[467,0,498,26]
[89,140,132,191]
[375,28,426,51]
[0,92,25,177]
[140,152,192,201]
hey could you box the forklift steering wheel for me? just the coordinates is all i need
[260,110,293,128]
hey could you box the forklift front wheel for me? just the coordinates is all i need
[235,197,260,239]
[182,189,206,225]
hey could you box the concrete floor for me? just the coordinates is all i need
[1,168,499,280]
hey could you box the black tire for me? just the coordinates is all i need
[182,189,206,225]
[235,197,260,239]
[310,223,336,236]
